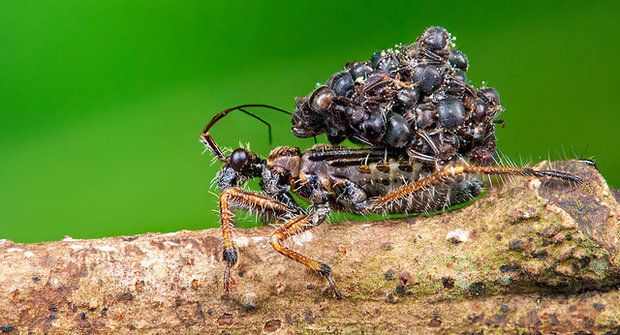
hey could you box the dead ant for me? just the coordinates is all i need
[292,26,502,166]
[200,104,582,299]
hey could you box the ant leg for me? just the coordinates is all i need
[219,187,291,292]
[374,165,582,209]
[330,177,369,213]
[269,204,343,299]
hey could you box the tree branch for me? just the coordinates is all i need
[1,161,619,334]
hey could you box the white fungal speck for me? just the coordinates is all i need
[234,236,249,247]
[185,243,193,250]
[529,179,542,189]
[24,251,34,258]
[96,245,116,252]
[0,239,7,245]
[163,241,180,248]
[292,231,314,246]
[70,244,86,251]
[7,248,24,253]
[63,236,74,241]
[446,229,469,244]
[362,224,373,229]
[161,232,178,237]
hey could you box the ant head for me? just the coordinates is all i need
[228,148,250,171]
[225,147,262,175]
[292,95,328,138]
[215,146,264,189]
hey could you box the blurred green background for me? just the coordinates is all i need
[1,1,618,243]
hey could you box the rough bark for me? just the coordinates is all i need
[1,161,619,334]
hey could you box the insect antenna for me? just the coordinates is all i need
[406,148,439,162]
[238,108,273,144]
[418,131,440,156]
[200,104,292,162]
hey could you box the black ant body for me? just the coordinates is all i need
[292,26,502,166]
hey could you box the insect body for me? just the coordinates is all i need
[200,111,581,298]
[200,27,581,299]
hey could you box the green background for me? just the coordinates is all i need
[1,1,618,243]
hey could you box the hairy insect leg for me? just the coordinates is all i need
[374,165,582,208]
[219,187,291,292]
[269,204,343,299]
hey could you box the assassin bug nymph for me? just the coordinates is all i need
[200,104,582,299]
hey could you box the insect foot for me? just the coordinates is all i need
[318,263,344,299]
[268,205,344,299]
[222,247,238,293]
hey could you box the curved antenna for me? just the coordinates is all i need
[238,108,273,144]
[200,104,293,162]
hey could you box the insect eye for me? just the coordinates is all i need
[229,148,249,171]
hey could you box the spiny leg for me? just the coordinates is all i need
[219,187,291,292]
[374,165,582,209]
[269,204,343,298]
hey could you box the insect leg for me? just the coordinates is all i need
[269,203,343,298]
[330,176,369,213]
[219,187,291,292]
[374,165,582,209]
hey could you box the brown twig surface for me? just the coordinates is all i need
[1,161,619,334]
